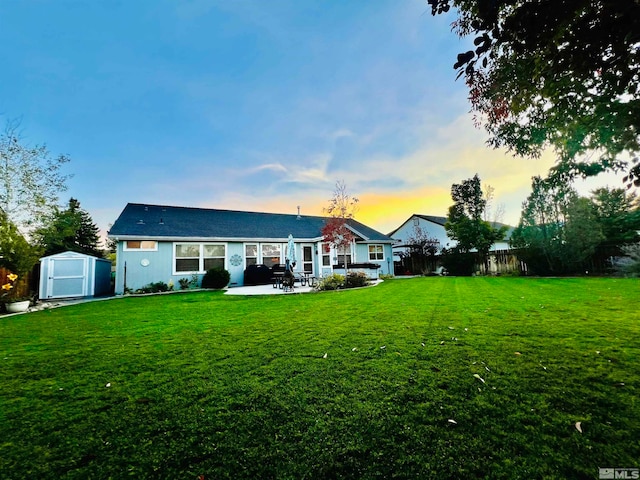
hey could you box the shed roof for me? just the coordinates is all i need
[40,250,110,261]
[108,203,394,243]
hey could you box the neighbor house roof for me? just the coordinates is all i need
[387,214,447,237]
[108,203,394,243]
[388,213,514,238]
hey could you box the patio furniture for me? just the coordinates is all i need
[244,264,273,285]
[296,271,316,287]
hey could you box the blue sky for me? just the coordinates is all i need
[0,0,621,239]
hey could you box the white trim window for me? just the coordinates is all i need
[124,240,158,251]
[337,244,352,265]
[261,244,282,267]
[321,242,331,266]
[204,244,226,270]
[245,244,258,267]
[174,243,226,273]
[368,244,384,261]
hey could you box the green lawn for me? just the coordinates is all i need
[1,277,639,479]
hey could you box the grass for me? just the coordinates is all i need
[1,277,639,479]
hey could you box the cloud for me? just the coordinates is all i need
[246,163,288,174]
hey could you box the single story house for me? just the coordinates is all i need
[108,203,395,294]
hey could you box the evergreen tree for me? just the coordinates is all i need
[35,198,102,257]
[590,187,640,246]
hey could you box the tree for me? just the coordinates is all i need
[427,1,640,186]
[590,187,640,246]
[0,121,71,231]
[34,198,102,257]
[445,174,506,272]
[321,181,359,281]
[399,224,441,274]
[511,177,604,274]
[483,183,505,224]
[0,209,42,276]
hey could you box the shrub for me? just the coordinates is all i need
[615,243,640,277]
[346,271,369,288]
[440,248,475,276]
[379,274,394,280]
[314,273,345,291]
[178,278,190,290]
[202,268,230,289]
[135,281,169,294]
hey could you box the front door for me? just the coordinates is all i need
[302,245,314,274]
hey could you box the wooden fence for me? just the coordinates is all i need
[394,245,626,277]
[0,266,38,298]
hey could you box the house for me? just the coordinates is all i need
[388,214,515,274]
[108,203,395,294]
[389,214,513,254]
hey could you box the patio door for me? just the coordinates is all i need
[301,245,314,274]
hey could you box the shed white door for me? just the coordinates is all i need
[46,257,88,298]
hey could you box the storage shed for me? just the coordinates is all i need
[39,251,112,300]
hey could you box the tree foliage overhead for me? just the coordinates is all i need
[427,0,640,185]
[0,121,72,231]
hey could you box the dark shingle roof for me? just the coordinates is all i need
[108,203,394,242]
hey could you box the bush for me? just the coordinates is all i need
[440,248,475,276]
[202,268,231,289]
[314,274,345,291]
[135,281,169,294]
[178,278,191,290]
[346,271,369,288]
[615,243,640,277]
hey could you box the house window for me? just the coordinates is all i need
[174,243,226,273]
[368,244,384,261]
[337,244,352,266]
[175,244,201,272]
[124,240,157,251]
[245,244,258,267]
[204,244,225,270]
[321,242,331,266]
[261,244,281,267]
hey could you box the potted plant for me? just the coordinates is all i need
[1,273,31,313]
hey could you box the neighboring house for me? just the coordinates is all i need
[108,203,395,294]
[389,214,513,255]
[389,214,522,274]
